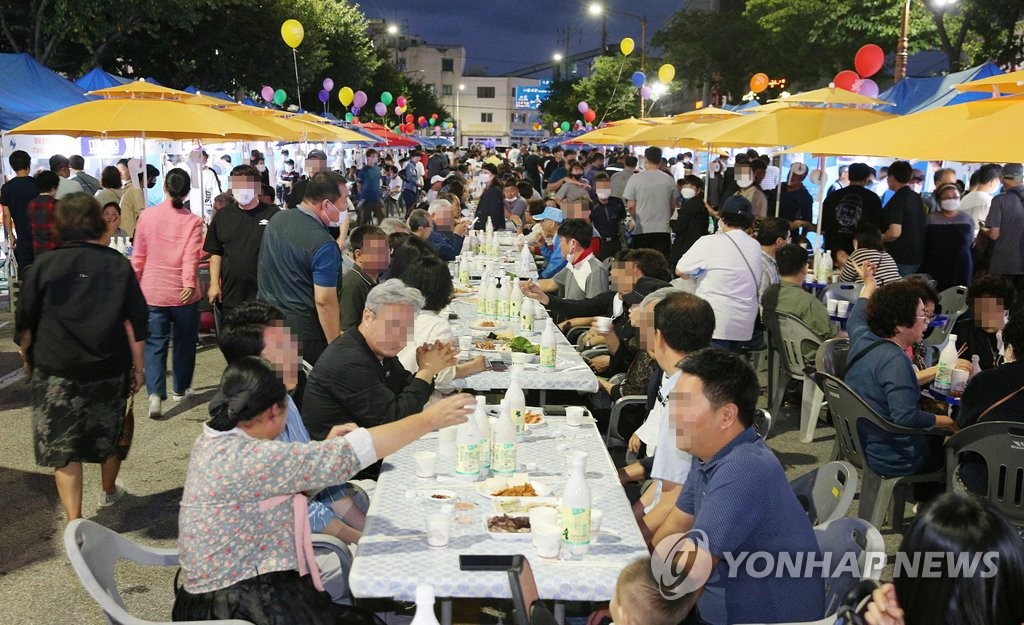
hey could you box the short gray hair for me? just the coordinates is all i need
[408,209,431,232]
[364,278,425,315]
[427,198,452,216]
[380,217,409,235]
[640,287,683,310]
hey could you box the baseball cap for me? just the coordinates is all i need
[306,149,328,160]
[430,175,446,185]
[537,206,564,223]
[623,276,672,306]
[848,162,875,182]
[1001,163,1023,179]
[721,195,753,216]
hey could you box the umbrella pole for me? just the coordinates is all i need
[774,154,783,218]
[814,155,826,239]
[142,132,148,206]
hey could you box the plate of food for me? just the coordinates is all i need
[476,476,552,499]
[469,320,503,331]
[485,514,532,540]
[493,496,559,515]
[452,285,477,297]
[523,407,545,426]
[473,338,511,353]
[424,489,457,503]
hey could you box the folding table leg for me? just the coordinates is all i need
[553,601,565,625]
[440,598,453,625]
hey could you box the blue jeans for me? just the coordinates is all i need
[896,262,920,277]
[144,303,199,399]
[711,338,744,352]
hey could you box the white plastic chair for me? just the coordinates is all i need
[64,519,254,625]
[768,312,825,443]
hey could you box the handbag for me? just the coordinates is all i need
[117,390,136,460]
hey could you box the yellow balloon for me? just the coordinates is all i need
[554,127,563,135]
[658,64,676,83]
[620,37,635,56]
[338,86,354,106]
[281,19,304,48]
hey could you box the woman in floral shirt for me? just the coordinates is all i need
[173,357,472,624]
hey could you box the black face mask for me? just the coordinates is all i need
[571,173,583,179]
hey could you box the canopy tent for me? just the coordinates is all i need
[74,67,130,91]
[354,121,420,147]
[877,62,1003,115]
[412,136,453,148]
[0,53,91,130]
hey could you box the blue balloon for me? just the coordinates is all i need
[631,71,647,88]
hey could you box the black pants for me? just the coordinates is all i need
[630,232,671,260]
[597,236,622,261]
[357,201,385,226]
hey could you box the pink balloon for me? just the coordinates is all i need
[396,95,407,107]
[640,86,652,100]
[577,101,589,114]
[857,78,879,98]
[394,106,402,116]
[261,86,274,102]
[353,90,368,108]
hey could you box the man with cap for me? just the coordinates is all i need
[49,154,83,200]
[534,205,567,279]
[776,162,815,243]
[424,175,446,204]
[986,163,1024,294]
[119,161,160,237]
[676,195,762,351]
[821,162,883,259]
[285,149,328,209]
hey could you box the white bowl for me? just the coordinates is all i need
[510,352,536,364]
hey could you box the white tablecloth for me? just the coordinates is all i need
[348,414,648,603]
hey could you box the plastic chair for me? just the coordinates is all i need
[753,408,772,440]
[767,312,825,443]
[789,461,859,526]
[816,372,948,530]
[945,421,1024,527]
[923,285,970,350]
[818,281,862,306]
[814,518,886,617]
[605,394,646,448]
[64,519,254,625]
[815,338,850,381]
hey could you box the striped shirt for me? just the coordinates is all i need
[839,248,902,286]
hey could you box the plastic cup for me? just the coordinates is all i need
[594,316,613,333]
[458,336,473,352]
[426,512,452,547]
[414,451,437,478]
[836,301,851,318]
[566,406,586,426]
[950,368,969,395]
[529,506,558,529]
[437,426,457,457]
[532,523,562,558]
[826,299,839,316]
[589,509,603,542]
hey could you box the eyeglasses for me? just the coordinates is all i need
[916,313,935,322]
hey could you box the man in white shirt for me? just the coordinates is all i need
[676,195,762,351]
[533,217,609,300]
[961,163,1003,231]
[49,154,83,200]
[623,146,675,259]
[617,288,715,544]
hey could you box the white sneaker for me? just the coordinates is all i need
[148,395,162,419]
[172,388,194,402]
[98,484,127,508]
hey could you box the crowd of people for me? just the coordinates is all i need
[4,140,1024,625]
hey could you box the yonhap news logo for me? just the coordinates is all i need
[651,530,715,600]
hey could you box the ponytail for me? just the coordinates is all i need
[207,357,287,431]
[164,169,191,209]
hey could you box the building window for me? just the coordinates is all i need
[477,86,495,98]
[481,113,493,123]
[511,113,528,124]
[441,58,454,72]
[442,84,453,96]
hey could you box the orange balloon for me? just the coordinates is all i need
[749,73,769,93]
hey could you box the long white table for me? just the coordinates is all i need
[348,412,648,624]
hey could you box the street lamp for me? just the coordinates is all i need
[456,83,465,147]
[386,24,400,67]
[894,0,958,82]
[553,52,564,80]
[588,2,647,116]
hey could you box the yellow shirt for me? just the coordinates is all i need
[119,183,145,236]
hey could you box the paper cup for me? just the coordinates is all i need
[836,301,851,318]
[426,512,452,547]
[414,451,438,478]
[826,299,839,316]
[458,336,473,352]
[437,426,457,457]
[589,509,603,542]
[532,523,562,558]
[529,506,558,529]
[566,406,586,426]
[950,368,969,395]
[594,316,613,333]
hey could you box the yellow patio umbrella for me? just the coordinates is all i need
[286,112,374,143]
[669,106,744,122]
[773,87,893,107]
[954,69,1024,95]
[572,118,661,145]
[681,106,894,149]
[88,80,194,100]
[784,96,1024,163]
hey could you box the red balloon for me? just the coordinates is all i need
[431,113,438,120]
[583,109,596,123]
[405,114,413,123]
[854,44,885,79]
[418,116,427,124]
[833,70,860,92]
[407,123,415,133]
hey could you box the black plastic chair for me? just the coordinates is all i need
[816,372,948,530]
[789,461,859,527]
[945,421,1024,528]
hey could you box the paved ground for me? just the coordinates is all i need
[0,310,906,625]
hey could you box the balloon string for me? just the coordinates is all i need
[598,55,628,126]
[293,48,302,110]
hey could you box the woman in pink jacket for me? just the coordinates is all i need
[131,169,204,419]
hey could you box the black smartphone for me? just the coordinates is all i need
[448,312,459,320]
[459,554,517,571]
[489,359,508,372]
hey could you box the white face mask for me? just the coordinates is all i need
[940,199,962,212]
[233,187,256,206]
[596,189,612,200]
[680,188,697,199]
[911,183,923,194]
[736,176,753,189]
[325,200,346,228]
[256,164,266,173]
[285,165,294,172]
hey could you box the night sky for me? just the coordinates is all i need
[360,0,684,76]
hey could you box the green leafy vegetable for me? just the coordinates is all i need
[509,337,539,354]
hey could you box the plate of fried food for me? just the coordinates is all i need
[485,514,532,540]
[469,319,503,332]
[452,285,477,297]
[476,475,552,499]
[523,408,545,426]
[473,337,511,353]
